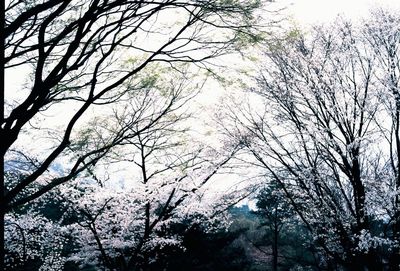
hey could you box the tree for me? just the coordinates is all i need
[2,0,262,211]
[61,134,240,270]
[255,182,294,271]
[253,182,320,271]
[4,63,245,270]
[225,10,399,270]
[361,9,400,270]
[3,1,263,266]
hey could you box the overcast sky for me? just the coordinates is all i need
[283,0,400,24]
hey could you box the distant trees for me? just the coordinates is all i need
[162,221,251,271]
[226,9,400,271]
[255,182,294,271]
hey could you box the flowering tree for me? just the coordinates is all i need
[225,10,400,271]
[362,10,400,269]
[58,149,238,271]
[4,64,243,269]
[4,212,68,271]
[5,126,241,270]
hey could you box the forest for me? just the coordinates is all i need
[2,0,400,270]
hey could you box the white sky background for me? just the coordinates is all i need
[279,0,400,25]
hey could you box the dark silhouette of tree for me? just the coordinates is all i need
[256,182,294,271]
[2,0,262,211]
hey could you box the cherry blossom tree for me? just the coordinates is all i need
[4,139,241,270]
[361,9,400,269]
[4,212,69,271]
[4,64,244,270]
[225,10,400,271]
[58,148,239,271]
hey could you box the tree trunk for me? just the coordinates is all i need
[272,208,278,271]
[388,125,400,270]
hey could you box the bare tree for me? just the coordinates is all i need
[2,1,267,267]
[2,0,262,210]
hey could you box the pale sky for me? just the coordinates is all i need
[282,0,400,25]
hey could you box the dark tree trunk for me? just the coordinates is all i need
[272,208,278,271]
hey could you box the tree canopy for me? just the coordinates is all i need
[3,2,400,271]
